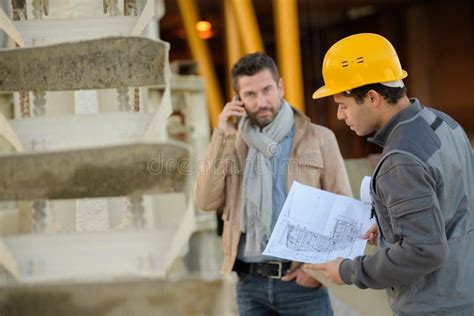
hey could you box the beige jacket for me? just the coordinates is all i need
[193,109,352,273]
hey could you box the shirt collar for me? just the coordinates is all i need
[368,98,422,147]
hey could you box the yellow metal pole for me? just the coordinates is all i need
[273,0,305,112]
[229,0,264,53]
[177,0,224,129]
[224,0,244,98]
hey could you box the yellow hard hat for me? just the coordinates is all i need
[312,33,408,99]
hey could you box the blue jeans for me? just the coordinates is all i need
[236,273,333,316]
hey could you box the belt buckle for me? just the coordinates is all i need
[268,261,283,279]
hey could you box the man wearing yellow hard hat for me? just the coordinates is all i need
[304,33,474,315]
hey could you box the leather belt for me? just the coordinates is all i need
[232,259,292,279]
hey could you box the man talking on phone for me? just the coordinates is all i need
[194,52,352,315]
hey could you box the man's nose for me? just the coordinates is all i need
[255,95,266,109]
[337,107,345,120]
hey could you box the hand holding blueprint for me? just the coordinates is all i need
[262,180,374,264]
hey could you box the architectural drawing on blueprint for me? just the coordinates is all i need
[263,181,374,264]
[285,216,361,252]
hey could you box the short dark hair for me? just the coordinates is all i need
[231,52,280,92]
[344,83,407,104]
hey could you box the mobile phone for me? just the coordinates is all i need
[235,94,243,127]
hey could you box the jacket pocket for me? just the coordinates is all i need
[295,152,324,170]
[290,153,324,186]
[390,195,441,243]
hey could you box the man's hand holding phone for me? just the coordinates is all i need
[217,95,246,135]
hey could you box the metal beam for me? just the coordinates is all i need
[0,111,24,152]
[0,8,25,46]
[229,0,264,53]
[130,0,154,35]
[273,0,305,112]
[0,238,21,280]
[224,0,244,98]
[177,0,223,129]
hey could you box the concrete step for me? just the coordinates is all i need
[0,36,168,91]
[0,142,188,200]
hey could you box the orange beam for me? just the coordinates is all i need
[229,0,264,53]
[177,0,224,129]
[273,0,305,112]
[224,0,245,98]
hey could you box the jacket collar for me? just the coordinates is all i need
[368,98,422,148]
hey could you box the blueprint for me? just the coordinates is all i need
[262,180,374,264]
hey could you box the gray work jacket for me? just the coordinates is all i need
[340,99,474,315]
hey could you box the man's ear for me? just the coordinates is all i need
[367,90,381,108]
[278,78,284,98]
